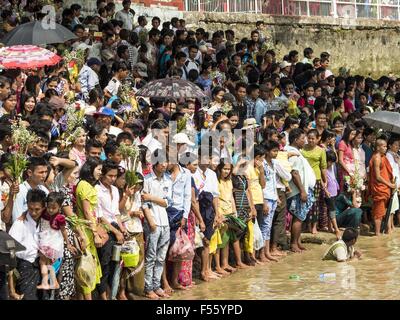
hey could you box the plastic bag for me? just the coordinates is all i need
[194,226,203,249]
[226,215,247,239]
[76,250,96,289]
[37,228,64,260]
[121,239,140,267]
[253,219,264,251]
[168,228,195,262]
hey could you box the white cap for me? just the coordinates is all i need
[279,61,292,69]
[172,133,195,146]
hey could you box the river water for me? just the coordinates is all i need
[172,233,400,300]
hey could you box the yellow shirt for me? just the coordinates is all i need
[218,179,234,215]
[246,165,264,205]
[301,146,327,181]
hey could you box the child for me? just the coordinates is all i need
[37,192,71,290]
[215,160,237,275]
[118,174,145,300]
[260,141,280,262]
[232,156,256,267]
[297,83,315,109]
[325,150,341,239]
[245,144,267,263]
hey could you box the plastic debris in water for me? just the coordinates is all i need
[289,274,301,280]
[319,273,336,281]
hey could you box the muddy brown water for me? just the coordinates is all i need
[171,232,400,300]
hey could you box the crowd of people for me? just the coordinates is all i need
[0,0,399,301]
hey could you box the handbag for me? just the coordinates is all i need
[94,223,109,248]
[72,233,84,259]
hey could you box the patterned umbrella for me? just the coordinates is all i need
[135,78,208,100]
[0,45,61,69]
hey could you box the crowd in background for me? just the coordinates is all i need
[0,0,399,300]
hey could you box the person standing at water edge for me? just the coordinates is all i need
[369,138,396,236]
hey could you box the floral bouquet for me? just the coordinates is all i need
[344,172,365,193]
[5,123,38,190]
[210,70,226,87]
[63,49,85,84]
[117,143,142,187]
[177,113,191,133]
[118,82,139,116]
[221,101,232,114]
[59,103,86,151]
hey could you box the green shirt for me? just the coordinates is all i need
[301,146,327,181]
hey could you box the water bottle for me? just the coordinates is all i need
[319,273,336,280]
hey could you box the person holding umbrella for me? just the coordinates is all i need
[369,138,396,236]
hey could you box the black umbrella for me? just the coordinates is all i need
[381,193,395,234]
[1,21,77,46]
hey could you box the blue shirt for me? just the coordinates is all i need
[245,97,265,119]
[166,166,192,219]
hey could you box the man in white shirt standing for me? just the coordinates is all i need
[12,157,49,223]
[9,189,47,300]
[142,149,172,299]
[95,160,125,300]
[285,128,316,253]
[114,0,135,31]
[78,58,101,101]
[162,149,192,291]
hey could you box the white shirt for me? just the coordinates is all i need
[192,167,219,197]
[387,152,400,188]
[143,172,172,227]
[12,182,49,222]
[115,10,135,30]
[124,192,143,233]
[185,59,200,74]
[141,133,162,154]
[78,64,99,98]
[133,25,145,34]
[263,159,278,200]
[275,158,292,191]
[105,77,121,97]
[285,145,316,198]
[167,166,192,219]
[109,125,123,137]
[9,213,39,263]
[95,182,120,224]
[0,181,10,231]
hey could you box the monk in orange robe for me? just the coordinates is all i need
[369,139,395,236]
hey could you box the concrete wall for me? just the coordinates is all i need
[184,12,400,77]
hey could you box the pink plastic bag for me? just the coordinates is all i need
[168,228,195,262]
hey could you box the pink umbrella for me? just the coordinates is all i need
[0,45,61,69]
